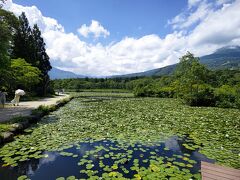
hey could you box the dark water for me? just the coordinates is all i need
[0,136,214,180]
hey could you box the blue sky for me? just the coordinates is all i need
[3,0,240,76]
[14,0,187,43]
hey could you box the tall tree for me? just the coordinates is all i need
[0,9,19,89]
[12,13,52,96]
[12,12,35,65]
[32,24,52,96]
[0,11,11,69]
[174,52,209,96]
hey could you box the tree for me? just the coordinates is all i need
[12,12,35,65]
[10,58,41,91]
[12,13,52,96]
[32,24,52,96]
[0,13,11,69]
[0,9,18,68]
[0,9,19,89]
[174,52,209,97]
[174,52,213,106]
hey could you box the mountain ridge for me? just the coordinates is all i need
[49,67,86,79]
[112,45,240,78]
[49,46,240,79]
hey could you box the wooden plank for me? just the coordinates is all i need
[202,172,232,180]
[201,161,240,175]
[202,168,239,179]
[201,164,240,177]
[201,161,240,180]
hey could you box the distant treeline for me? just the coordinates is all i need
[53,52,240,109]
[0,8,52,97]
[53,76,141,91]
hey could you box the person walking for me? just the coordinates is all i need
[11,89,25,106]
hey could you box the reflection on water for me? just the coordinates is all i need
[0,136,214,180]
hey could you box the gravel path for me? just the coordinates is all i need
[0,94,69,122]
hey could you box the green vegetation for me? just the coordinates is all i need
[0,94,239,179]
[54,52,240,109]
[133,53,240,109]
[0,116,30,134]
[31,95,73,116]
[72,89,131,93]
[0,96,72,134]
[10,58,42,91]
[53,77,140,91]
[0,124,11,134]
[0,4,239,180]
[73,91,134,98]
[0,9,52,97]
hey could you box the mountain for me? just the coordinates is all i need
[114,46,240,78]
[49,46,240,79]
[199,45,240,70]
[49,67,86,79]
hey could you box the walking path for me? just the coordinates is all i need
[0,94,70,122]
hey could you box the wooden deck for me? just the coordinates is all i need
[201,161,240,180]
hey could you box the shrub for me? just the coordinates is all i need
[31,105,55,116]
[214,85,238,108]
[155,86,175,98]
[133,83,152,97]
[183,84,215,106]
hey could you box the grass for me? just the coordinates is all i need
[0,116,29,134]
[0,124,11,134]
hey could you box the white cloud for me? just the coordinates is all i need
[188,0,201,8]
[3,0,240,76]
[188,0,240,47]
[77,20,110,38]
[3,0,64,32]
[216,0,234,6]
[169,1,213,30]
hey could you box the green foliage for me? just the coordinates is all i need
[0,116,30,134]
[174,52,210,97]
[0,12,11,69]
[31,24,52,96]
[31,105,54,116]
[31,96,72,116]
[10,58,41,90]
[12,12,33,64]
[0,10,52,96]
[131,52,240,109]
[53,77,141,91]
[54,63,239,109]
[182,84,215,106]
[0,9,19,88]
[214,85,239,108]
[0,124,11,134]
[155,86,175,98]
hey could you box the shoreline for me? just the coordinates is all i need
[0,95,73,145]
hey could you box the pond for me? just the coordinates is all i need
[0,136,214,180]
[0,94,239,179]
